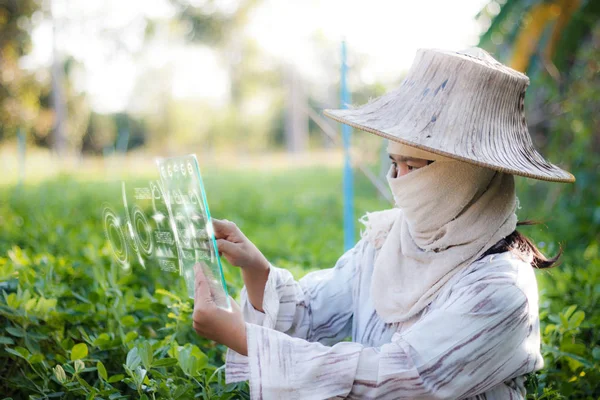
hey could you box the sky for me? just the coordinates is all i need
[24,0,492,113]
[248,0,491,82]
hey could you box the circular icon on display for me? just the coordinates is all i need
[102,205,128,266]
[132,205,153,257]
[151,182,162,200]
[122,182,140,255]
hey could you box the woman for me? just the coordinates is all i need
[191,48,574,399]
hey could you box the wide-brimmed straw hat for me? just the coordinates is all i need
[324,48,575,183]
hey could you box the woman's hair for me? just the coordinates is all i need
[478,220,561,269]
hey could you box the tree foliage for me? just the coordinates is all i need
[478,0,600,76]
[0,0,52,141]
[169,0,260,46]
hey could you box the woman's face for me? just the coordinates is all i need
[388,153,431,178]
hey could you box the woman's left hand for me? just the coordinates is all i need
[192,264,248,356]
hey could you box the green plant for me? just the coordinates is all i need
[1,162,597,398]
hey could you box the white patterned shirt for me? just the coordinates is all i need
[225,238,544,399]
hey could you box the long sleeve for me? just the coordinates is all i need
[227,254,543,399]
[225,240,363,384]
[245,240,363,341]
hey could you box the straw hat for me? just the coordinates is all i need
[324,48,575,183]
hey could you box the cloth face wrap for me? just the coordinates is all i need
[366,159,518,323]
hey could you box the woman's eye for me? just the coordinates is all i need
[408,165,416,171]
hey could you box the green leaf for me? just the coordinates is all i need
[176,344,208,377]
[155,288,182,302]
[93,333,111,348]
[0,336,15,345]
[569,311,585,328]
[139,342,153,369]
[548,314,561,324]
[172,384,190,399]
[120,315,136,327]
[125,347,141,370]
[132,365,147,389]
[35,297,57,315]
[5,326,25,337]
[544,324,556,335]
[24,298,37,312]
[152,358,178,368]
[97,361,108,380]
[123,331,138,344]
[62,363,75,375]
[70,343,88,361]
[563,305,577,321]
[107,374,125,383]
[5,346,31,360]
[71,291,91,304]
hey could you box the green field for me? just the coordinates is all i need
[1,168,598,399]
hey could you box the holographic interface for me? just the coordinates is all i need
[101,155,230,310]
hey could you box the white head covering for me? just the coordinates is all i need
[361,147,518,323]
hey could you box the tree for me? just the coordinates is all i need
[0,0,50,142]
[478,0,600,77]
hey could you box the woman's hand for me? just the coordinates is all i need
[192,264,248,356]
[211,218,270,312]
[212,219,269,272]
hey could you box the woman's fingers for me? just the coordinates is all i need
[194,264,213,305]
[216,239,247,268]
[211,218,226,238]
[216,238,232,253]
[212,218,261,270]
[193,265,215,335]
[212,218,238,239]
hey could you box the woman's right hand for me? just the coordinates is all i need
[212,218,270,272]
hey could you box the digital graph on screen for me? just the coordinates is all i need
[101,155,230,310]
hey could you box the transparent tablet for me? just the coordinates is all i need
[156,155,230,310]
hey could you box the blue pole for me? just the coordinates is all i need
[340,40,355,251]
[116,128,130,153]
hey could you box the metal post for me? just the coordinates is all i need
[117,128,130,153]
[340,40,355,251]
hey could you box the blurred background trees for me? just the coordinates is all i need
[0,0,52,145]
[4,0,595,161]
[0,0,385,159]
